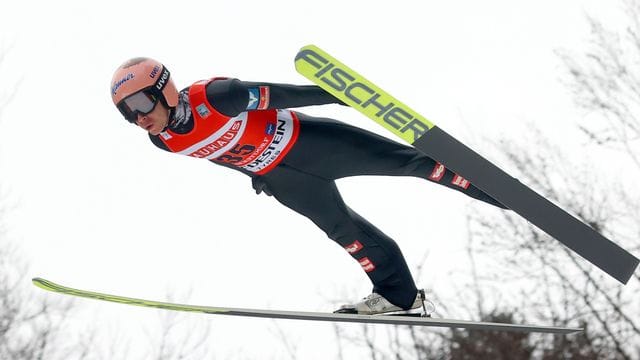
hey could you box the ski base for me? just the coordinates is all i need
[32,278,581,334]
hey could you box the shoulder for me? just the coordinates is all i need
[204,78,247,117]
[148,133,171,151]
[205,78,244,99]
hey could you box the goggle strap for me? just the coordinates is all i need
[154,68,170,92]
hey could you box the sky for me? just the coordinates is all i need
[0,0,625,358]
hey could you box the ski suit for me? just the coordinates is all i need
[149,78,505,309]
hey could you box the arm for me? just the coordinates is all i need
[206,78,343,117]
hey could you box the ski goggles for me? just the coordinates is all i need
[117,90,160,124]
[116,67,171,124]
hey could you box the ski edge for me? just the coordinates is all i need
[32,278,582,334]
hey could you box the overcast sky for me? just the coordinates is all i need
[0,0,622,358]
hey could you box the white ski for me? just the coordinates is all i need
[32,278,581,334]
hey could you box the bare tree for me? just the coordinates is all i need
[145,291,212,360]
[558,0,640,170]
[0,45,97,360]
[0,244,97,360]
[465,125,639,359]
[321,1,640,357]
[0,46,215,360]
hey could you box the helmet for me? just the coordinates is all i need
[110,57,179,122]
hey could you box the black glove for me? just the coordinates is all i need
[251,177,273,196]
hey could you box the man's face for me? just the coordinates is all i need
[136,101,170,135]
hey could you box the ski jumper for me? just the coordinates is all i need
[149,78,505,309]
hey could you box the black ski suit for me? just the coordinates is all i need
[149,79,505,309]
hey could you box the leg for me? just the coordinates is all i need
[257,165,419,309]
[284,113,506,209]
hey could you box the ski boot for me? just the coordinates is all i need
[334,289,434,316]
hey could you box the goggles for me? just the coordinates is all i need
[116,67,171,123]
[117,90,159,123]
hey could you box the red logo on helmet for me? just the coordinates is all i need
[344,240,364,254]
[451,175,470,189]
[358,257,376,273]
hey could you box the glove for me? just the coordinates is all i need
[251,177,273,196]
